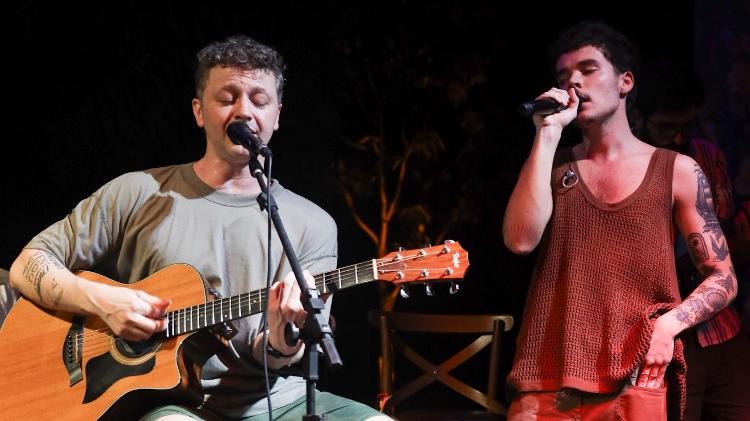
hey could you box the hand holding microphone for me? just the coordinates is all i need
[517,87,581,118]
[517,98,564,117]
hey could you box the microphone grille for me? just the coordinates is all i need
[226,120,250,146]
[517,102,535,117]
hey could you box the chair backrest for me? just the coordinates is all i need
[367,310,514,416]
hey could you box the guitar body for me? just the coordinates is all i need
[0,242,470,419]
[0,264,208,420]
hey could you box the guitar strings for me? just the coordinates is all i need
[72,249,455,352]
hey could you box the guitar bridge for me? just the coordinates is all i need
[63,316,84,386]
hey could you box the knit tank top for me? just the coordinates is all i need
[507,148,683,394]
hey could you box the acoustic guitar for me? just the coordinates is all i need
[0,242,468,420]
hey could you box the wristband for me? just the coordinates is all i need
[266,340,297,358]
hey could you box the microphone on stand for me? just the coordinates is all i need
[226,121,273,157]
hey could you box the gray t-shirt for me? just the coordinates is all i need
[27,163,338,417]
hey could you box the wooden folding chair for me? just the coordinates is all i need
[368,310,514,420]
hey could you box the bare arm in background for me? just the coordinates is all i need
[639,155,737,387]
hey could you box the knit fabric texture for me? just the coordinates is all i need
[507,148,686,419]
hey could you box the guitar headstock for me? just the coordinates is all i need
[375,240,469,285]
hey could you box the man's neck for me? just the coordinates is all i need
[193,157,264,196]
[577,110,646,161]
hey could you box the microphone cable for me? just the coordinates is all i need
[257,154,274,421]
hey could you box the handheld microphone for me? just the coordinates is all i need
[226,121,272,157]
[517,98,563,117]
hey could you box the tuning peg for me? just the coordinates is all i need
[424,283,434,296]
[398,246,405,252]
[449,281,461,295]
[399,285,410,299]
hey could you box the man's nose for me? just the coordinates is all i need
[567,71,583,88]
[235,97,254,119]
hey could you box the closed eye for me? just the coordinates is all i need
[251,94,270,108]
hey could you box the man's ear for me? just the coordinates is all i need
[273,103,282,131]
[620,71,635,98]
[192,98,205,127]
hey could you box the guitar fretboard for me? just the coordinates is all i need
[165,260,377,337]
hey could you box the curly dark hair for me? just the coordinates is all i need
[548,20,640,77]
[195,35,286,102]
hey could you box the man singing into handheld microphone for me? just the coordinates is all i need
[502,21,739,420]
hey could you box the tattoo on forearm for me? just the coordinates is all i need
[678,296,710,326]
[676,282,730,326]
[716,273,736,294]
[701,287,728,308]
[22,252,65,305]
[675,307,691,323]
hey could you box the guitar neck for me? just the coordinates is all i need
[164,260,377,337]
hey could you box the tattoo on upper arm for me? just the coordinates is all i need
[687,233,708,264]
[694,165,721,237]
[678,166,735,327]
[22,252,65,305]
[710,236,729,262]
[691,164,729,263]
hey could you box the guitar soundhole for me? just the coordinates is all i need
[116,333,163,358]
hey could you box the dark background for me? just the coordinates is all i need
[3,0,747,413]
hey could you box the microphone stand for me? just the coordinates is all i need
[249,155,343,421]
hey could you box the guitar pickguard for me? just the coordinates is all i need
[82,336,160,403]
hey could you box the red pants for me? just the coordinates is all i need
[507,385,667,421]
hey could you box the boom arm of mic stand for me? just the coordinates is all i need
[249,156,343,372]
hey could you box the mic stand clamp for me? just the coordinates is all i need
[250,156,343,421]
